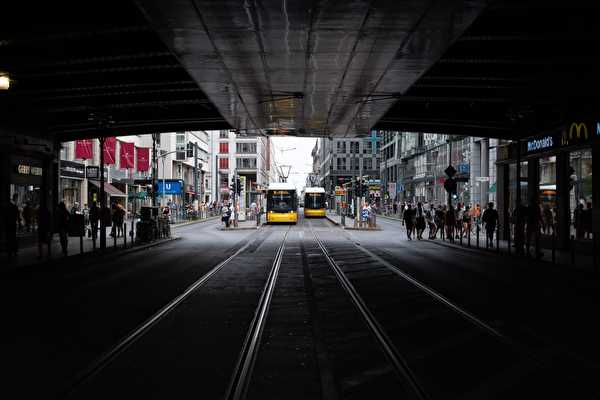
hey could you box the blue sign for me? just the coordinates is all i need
[397,184,405,192]
[155,179,184,195]
[361,208,369,221]
[526,135,554,153]
[458,163,470,174]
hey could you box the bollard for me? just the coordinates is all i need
[123,223,127,248]
[551,227,556,264]
[476,223,480,249]
[468,225,471,247]
[570,235,575,267]
[80,233,84,255]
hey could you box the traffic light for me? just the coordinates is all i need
[186,142,194,158]
[230,178,236,194]
[236,177,242,194]
[362,181,369,197]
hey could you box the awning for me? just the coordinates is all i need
[88,180,127,197]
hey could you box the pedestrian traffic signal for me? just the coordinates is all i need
[236,178,242,194]
[230,178,236,194]
[186,142,194,158]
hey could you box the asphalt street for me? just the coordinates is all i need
[2,213,599,399]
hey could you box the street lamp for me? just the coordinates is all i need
[157,150,179,207]
[0,73,9,90]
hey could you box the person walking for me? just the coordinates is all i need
[426,203,437,239]
[446,204,456,242]
[415,202,426,240]
[56,201,70,256]
[481,202,499,248]
[403,203,415,240]
[89,202,100,240]
[222,203,232,228]
[22,202,34,233]
[435,205,445,239]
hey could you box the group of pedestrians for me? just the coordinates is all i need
[400,201,499,246]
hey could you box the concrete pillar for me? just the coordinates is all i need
[592,140,599,258]
[470,138,481,205]
[528,158,539,207]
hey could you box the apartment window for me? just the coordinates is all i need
[236,157,257,169]
[219,174,228,188]
[176,132,186,160]
[350,158,359,171]
[336,141,346,154]
[350,141,360,154]
[236,142,257,153]
[220,131,229,139]
[219,142,229,154]
[364,141,372,154]
[336,157,346,170]
[219,158,229,169]
[364,158,372,170]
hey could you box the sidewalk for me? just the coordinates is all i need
[377,214,597,273]
[1,215,218,272]
[326,211,381,230]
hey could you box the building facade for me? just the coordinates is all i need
[314,134,381,208]
[211,130,276,208]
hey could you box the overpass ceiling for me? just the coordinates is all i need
[0,1,229,141]
[135,0,489,137]
[374,0,600,138]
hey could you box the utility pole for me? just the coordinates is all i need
[193,142,198,203]
[99,136,106,250]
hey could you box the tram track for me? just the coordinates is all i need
[63,225,281,399]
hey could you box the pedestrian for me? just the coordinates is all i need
[115,204,125,237]
[481,202,499,248]
[415,202,426,240]
[403,203,415,240]
[22,201,34,233]
[462,205,472,238]
[583,202,593,239]
[56,201,70,256]
[393,202,398,215]
[542,204,553,235]
[222,203,231,228]
[37,205,51,260]
[5,194,21,257]
[435,205,445,239]
[446,204,456,242]
[89,202,100,240]
[455,203,463,239]
[426,203,437,239]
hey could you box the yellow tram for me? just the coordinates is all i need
[266,182,298,224]
[303,187,326,217]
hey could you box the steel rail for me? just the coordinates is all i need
[63,227,269,398]
[310,228,429,400]
[225,226,291,400]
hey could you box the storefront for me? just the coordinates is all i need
[1,138,57,250]
[59,160,85,211]
[496,120,598,249]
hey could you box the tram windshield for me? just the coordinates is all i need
[304,193,325,209]
[268,190,296,213]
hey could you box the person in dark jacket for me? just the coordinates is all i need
[56,202,70,256]
[403,204,415,240]
[481,202,499,248]
[415,202,426,240]
[89,202,100,240]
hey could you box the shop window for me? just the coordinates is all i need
[570,149,593,240]
[539,156,557,236]
[219,142,229,154]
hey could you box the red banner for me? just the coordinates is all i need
[136,147,150,172]
[103,137,116,165]
[75,139,93,160]
[119,140,135,169]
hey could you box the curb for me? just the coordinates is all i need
[326,215,382,230]
[218,226,260,231]
[171,215,220,228]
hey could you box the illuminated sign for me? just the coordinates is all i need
[16,164,43,176]
[526,136,554,153]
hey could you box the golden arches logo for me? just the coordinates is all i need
[562,122,588,145]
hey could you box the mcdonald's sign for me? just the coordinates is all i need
[561,122,589,146]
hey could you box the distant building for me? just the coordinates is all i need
[210,130,276,206]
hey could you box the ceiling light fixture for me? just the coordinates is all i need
[0,73,10,90]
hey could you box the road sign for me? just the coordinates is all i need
[475,176,490,182]
[444,165,457,177]
[361,208,369,221]
[458,163,470,174]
